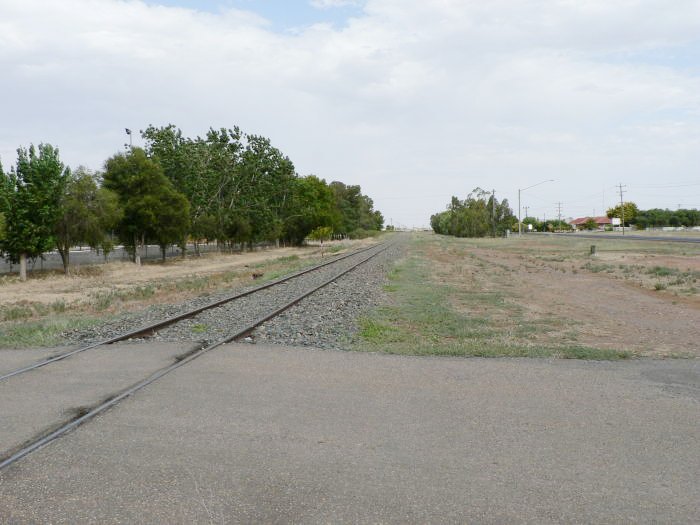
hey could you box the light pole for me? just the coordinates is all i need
[518,179,554,236]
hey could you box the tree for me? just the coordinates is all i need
[330,181,384,236]
[0,144,68,281]
[55,167,121,274]
[431,188,515,238]
[547,219,572,232]
[142,124,220,252]
[607,202,639,227]
[0,159,8,243]
[283,175,337,245]
[143,124,386,247]
[102,148,189,264]
[149,188,191,261]
[634,208,700,229]
[309,225,333,256]
[583,218,598,231]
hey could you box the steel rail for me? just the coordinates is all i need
[0,239,396,471]
[0,242,383,382]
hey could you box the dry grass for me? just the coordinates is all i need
[358,233,699,359]
[0,238,378,348]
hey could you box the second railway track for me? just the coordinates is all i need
[0,236,402,471]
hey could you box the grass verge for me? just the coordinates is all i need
[355,236,633,360]
[0,316,101,348]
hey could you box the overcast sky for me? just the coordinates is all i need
[2,0,699,227]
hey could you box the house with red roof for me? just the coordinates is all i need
[569,216,612,230]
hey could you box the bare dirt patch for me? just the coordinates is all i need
[440,236,700,357]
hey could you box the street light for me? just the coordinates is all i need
[518,179,554,236]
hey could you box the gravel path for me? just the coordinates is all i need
[61,238,404,349]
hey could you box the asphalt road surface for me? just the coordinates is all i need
[1,344,698,523]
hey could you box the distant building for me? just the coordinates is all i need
[569,216,612,230]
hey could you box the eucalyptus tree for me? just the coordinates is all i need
[0,144,68,280]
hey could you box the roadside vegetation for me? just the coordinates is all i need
[0,125,384,280]
[357,233,700,359]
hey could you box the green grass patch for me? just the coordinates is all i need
[274,255,300,263]
[191,323,208,334]
[648,265,678,277]
[2,305,34,321]
[0,316,100,348]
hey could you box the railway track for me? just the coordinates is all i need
[0,238,399,471]
[0,241,385,383]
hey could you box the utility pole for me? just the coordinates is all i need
[524,206,529,218]
[518,179,554,236]
[618,183,627,235]
[492,189,496,238]
[556,202,563,232]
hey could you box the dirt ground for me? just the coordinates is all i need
[0,239,374,312]
[427,234,700,357]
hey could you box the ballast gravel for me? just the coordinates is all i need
[253,242,402,349]
[61,239,404,350]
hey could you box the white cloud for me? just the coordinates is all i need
[1,0,700,224]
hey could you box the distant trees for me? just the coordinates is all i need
[0,145,68,281]
[633,208,700,229]
[430,188,515,238]
[330,181,384,236]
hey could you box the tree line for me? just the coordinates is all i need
[430,188,516,237]
[0,125,383,280]
[606,203,699,229]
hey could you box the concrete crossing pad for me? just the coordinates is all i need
[1,344,698,523]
